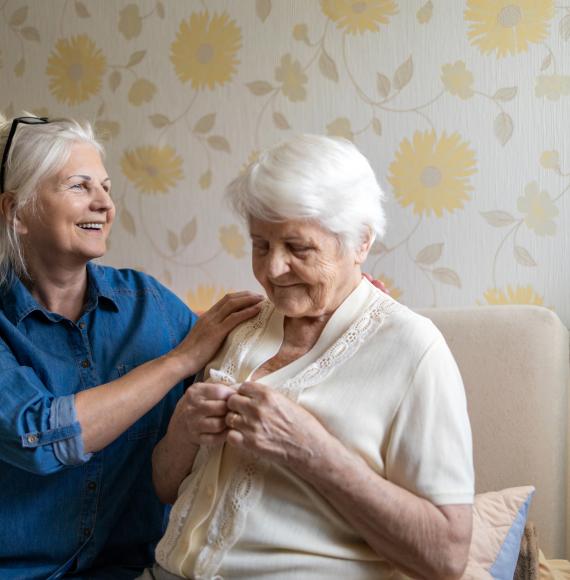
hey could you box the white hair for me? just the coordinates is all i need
[226,134,386,251]
[0,113,103,286]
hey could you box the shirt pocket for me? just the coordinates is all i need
[115,362,163,440]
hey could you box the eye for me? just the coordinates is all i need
[69,182,86,191]
[251,240,269,254]
[289,244,312,256]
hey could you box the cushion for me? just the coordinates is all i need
[462,486,535,580]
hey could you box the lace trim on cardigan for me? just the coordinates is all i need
[155,444,216,569]
[194,454,269,579]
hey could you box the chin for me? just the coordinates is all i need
[271,298,315,318]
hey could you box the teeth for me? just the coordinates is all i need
[78,223,103,230]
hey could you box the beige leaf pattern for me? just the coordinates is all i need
[319,49,339,82]
[128,79,157,106]
[256,0,272,22]
[415,243,443,265]
[9,6,28,26]
[207,136,231,153]
[193,113,216,133]
[376,73,391,98]
[181,219,197,246]
[246,81,274,95]
[494,112,513,145]
[393,56,413,90]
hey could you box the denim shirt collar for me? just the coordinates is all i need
[1,261,119,326]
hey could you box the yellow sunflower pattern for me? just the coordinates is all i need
[121,146,183,194]
[321,0,398,34]
[219,225,246,258]
[388,131,477,217]
[46,35,106,105]
[171,11,242,90]
[377,275,403,301]
[465,0,554,58]
[481,285,544,306]
[186,285,231,314]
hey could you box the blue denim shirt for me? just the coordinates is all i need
[0,263,197,580]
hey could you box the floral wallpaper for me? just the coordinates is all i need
[1,0,568,324]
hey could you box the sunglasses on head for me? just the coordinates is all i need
[0,116,49,193]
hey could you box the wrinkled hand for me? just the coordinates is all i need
[168,382,235,449]
[225,381,331,469]
[173,292,264,376]
[362,272,389,294]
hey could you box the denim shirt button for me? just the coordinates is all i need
[87,481,96,491]
[78,322,86,330]
[27,434,38,444]
[83,527,91,537]
[81,359,90,368]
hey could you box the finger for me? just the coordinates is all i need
[198,417,227,434]
[237,381,267,398]
[199,431,228,445]
[225,411,241,429]
[226,429,244,448]
[227,393,253,413]
[190,382,235,401]
[200,399,229,416]
[208,292,264,319]
[220,303,264,333]
[185,399,228,419]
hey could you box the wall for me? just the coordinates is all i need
[1,0,568,323]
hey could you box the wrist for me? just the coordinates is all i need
[164,349,198,382]
[292,431,355,487]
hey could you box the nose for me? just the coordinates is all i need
[91,185,114,213]
[266,247,290,279]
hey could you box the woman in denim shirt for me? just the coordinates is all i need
[0,115,263,580]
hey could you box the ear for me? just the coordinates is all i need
[0,194,28,235]
[354,230,374,265]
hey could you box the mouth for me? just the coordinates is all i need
[272,283,302,289]
[76,222,105,231]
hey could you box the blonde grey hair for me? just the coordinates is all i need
[0,113,103,286]
[226,134,386,251]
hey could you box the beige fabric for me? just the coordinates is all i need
[418,306,569,559]
[539,549,570,579]
[157,280,474,579]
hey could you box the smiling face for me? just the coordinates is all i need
[17,142,115,272]
[250,217,369,319]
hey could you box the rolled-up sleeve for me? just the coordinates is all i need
[0,348,90,475]
[48,395,92,466]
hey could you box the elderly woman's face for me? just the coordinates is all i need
[18,142,114,268]
[250,217,364,318]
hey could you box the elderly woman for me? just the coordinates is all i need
[148,135,474,580]
[0,115,263,580]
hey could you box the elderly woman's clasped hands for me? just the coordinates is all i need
[171,379,326,463]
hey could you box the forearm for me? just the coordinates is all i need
[152,427,199,504]
[75,351,189,453]
[290,435,471,580]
